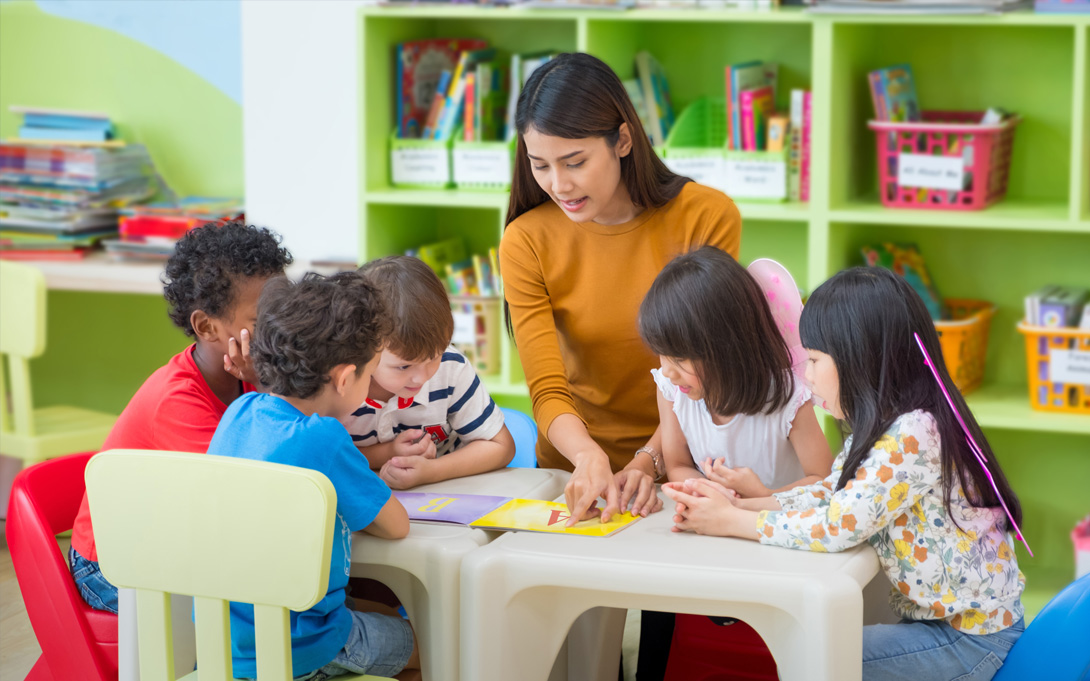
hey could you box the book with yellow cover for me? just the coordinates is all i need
[393,492,640,537]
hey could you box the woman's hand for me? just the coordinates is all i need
[564,448,619,527]
[614,467,664,518]
[662,478,743,537]
[704,458,771,498]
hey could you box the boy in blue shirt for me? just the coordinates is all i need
[208,272,420,681]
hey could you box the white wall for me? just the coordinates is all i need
[241,1,367,263]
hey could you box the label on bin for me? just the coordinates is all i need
[1048,349,1090,385]
[724,159,787,200]
[897,153,964,191]
[663,157,729,193]
[452,312,476,345]
[392,148,449,185]
[453,149,511,185]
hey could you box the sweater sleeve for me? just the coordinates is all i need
[499,224,582,437]
[698,191,742,259]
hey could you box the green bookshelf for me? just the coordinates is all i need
[358,7,1090,615]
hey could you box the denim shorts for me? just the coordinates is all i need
[69,545,119,615]
[289,609,414,681]
[862,617,1024,681]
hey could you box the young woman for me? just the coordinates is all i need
[499,52,743,527]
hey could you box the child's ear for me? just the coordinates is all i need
[190,310,219,343]
[331,364,358,396]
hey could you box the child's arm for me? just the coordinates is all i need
[362,495,410,539]
[358,429,436,469]
[380,425,515,489]
[658,392,704,483]
[773,402,834,491]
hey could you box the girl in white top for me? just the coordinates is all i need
[638,246,833,497]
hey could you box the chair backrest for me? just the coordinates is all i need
[501,407,538,468]
[86,449,339,681]
[992,574,1090,681]
[0,260,46,439]
[6,452,115,681]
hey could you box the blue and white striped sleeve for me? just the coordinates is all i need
[444,350,505,443]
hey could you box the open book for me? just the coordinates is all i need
[393,492,641,538]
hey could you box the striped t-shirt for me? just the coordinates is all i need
[343,346,505,457]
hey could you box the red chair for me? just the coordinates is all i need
[7,452,118,681]
[664,614,778,681]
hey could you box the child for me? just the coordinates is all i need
[69,222,292,614]
[343,256,515,489]
[208,272,421,681]
[637,246,833,497]
[663,266,1025,681]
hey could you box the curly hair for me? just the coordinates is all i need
[162,221,293,337]
[358,255,454,361]
[251,272,390,399]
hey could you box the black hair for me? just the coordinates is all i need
[638,246,793,416]
[251,272,389,399]
[162,221,293,337]
[799,267,1022,530]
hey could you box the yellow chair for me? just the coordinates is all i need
[86,449,393,681]
[0,260,116,463]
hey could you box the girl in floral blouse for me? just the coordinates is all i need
[663,267,1025,681]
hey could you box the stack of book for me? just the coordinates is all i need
[406,237,500,296]
[0,142,154,260]
[103,197,244,261]
[809,0,1030,13]
[10,106,118,144]
[1024,286,1090,329]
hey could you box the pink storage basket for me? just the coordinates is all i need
[868,111,1020,211]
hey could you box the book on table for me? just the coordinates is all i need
[393,491,642,537]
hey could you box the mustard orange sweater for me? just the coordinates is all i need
[499,182,742,472]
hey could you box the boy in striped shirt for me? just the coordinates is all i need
[342,256,515,489]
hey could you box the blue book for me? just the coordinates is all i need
[22,113,114,131]
[18,125,112,142]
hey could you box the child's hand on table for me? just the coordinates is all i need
[223,328,261,385]
[613,468,664,518]
[379,455,433,490]
[703,458,770,498]
[662,478,741,537]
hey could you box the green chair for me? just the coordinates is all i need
[0,260,116,464]
[86,449,393,681]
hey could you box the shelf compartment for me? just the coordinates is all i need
[828,23,1076,212]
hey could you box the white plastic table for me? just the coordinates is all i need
[459,491,882,681]
[350,466,570,681]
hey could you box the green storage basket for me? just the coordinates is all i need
[390,129,452,189]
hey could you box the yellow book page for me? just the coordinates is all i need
[468,498,640,537]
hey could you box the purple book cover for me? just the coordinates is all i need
[393,492,512,525]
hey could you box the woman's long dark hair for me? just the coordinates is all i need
[638,247,793,417]
[502,53,691,335]
[800,267,1022,531]
[504,52,689,227]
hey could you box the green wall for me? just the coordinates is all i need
[0,1,243,413]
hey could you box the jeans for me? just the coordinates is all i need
[863,618,1024,681]
[69,545,119,615]
[277,609,414,681]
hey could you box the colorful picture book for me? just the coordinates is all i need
[725,61,778,151]
[396,38,488,139]
[394,492,642,538]
[634,50,676,147]
[862,243,947,321]
[868,64,921,123]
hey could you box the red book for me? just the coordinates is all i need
[464,72,476,142]
[0,248,88,261]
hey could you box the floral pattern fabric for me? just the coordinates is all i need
[755,410,1024,635]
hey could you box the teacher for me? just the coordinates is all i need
[499,53,742,525]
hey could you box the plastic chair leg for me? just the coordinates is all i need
[26,656,54,681]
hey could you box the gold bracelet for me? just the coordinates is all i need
[634,446,665,481]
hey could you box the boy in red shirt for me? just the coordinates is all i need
[69,222,292,613]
